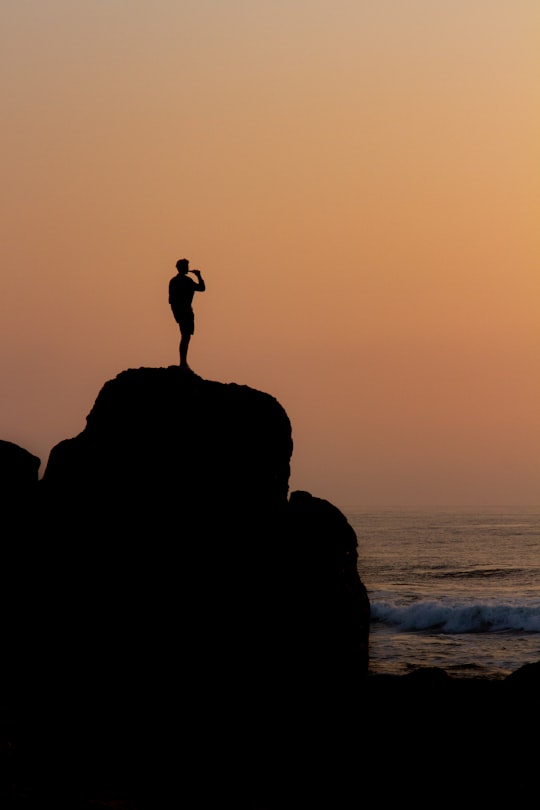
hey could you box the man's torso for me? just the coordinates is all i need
[169,274,196,316]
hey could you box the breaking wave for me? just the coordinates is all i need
[371,599,540,634]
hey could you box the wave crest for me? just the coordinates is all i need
[371,599,540,634]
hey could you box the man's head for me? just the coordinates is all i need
[176,258,189,274]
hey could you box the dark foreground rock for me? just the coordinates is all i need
[1,369,537,806]
[1,367,371,807]
[363,664,540,805]
[0,664,538,807]
[0,441,41,718]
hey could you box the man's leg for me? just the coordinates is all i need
[180,333,191,367]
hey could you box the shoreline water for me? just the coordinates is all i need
[342,504,540,680]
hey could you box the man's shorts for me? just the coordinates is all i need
[176,309,195,336]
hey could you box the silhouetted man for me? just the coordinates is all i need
[168,258,206,368]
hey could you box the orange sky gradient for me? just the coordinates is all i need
[1,1,538,507]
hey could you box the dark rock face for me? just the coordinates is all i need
[0,441,41,703]
[0,439,40,545]
[42,367,293,518]
[0,439,40,541]
[2,371,539,805]
[0,440,40,491]
[287,490,370,683]
[11,367,370,796]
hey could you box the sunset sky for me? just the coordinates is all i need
[1,1,538,508]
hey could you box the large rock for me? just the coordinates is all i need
[2,372,538,805]
[42,366,293,518]
[14,367,370,796]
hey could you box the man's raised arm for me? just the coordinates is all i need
[192,269,206,291]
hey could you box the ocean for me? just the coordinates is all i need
[343,505,540,680]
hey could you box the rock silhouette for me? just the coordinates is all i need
[2,370,538,805]
[5,367,369,801]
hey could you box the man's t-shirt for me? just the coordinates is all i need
[169,274,196,322]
